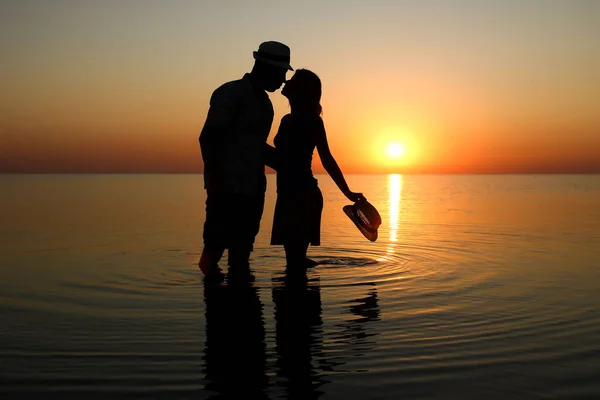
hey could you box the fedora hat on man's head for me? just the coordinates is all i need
[253,41,293,71]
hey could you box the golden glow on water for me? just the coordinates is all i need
[379,174,403,262]
[2,175,600,398]
[388,174,402,242]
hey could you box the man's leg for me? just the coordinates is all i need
[227,194,264,279]
[227,247,253,282]
[227,248,251,269]
[199,244,225,275]
[200,191,227,278]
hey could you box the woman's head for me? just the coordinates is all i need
[282,69,322,115]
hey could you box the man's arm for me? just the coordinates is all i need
[264,143,278,171]
[199,125,222,174]
[199,86,236,190]
[264,115,291,171]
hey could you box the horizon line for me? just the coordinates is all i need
[2,172,600,176]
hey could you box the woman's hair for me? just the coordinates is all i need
[289,69,322,116]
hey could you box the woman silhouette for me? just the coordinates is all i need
[270,69,363,269]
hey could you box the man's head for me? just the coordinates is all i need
[251,41,292,92]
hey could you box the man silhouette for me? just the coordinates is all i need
[199,41,292,279]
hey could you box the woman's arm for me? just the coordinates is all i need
[315,119,363,202]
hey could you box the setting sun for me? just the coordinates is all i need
[386,143,406,159]
[368,126,421,173]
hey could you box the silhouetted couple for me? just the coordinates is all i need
[199,41,362,279]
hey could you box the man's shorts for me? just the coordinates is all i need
[203,192,265,253]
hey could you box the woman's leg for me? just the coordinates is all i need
[284,241,309,269]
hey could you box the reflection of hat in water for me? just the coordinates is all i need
[253,41,294,71]
[343,199,381,242]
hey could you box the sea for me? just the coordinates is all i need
[1,174,599,399]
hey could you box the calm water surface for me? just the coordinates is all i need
[1,174,599,399]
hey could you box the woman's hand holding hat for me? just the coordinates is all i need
[345,191,364,203]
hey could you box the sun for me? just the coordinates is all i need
[385,143,406,159]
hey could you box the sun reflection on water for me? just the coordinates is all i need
[379,174,402,261]
[389,174,402,242]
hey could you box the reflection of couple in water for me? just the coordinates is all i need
[203,272,324,399]
[198,41,363,280]
[203,271,381,398]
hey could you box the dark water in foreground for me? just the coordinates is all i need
[1,174,599,399]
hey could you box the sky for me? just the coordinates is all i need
[2,0,599,174]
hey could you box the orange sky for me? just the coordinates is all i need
[2,1,600,174]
